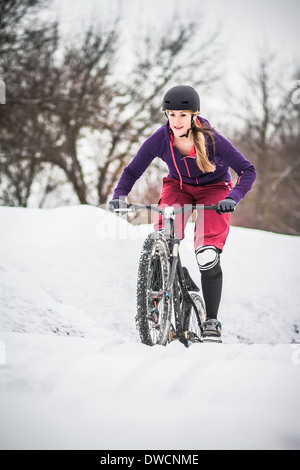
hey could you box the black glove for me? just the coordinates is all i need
[108,199,129,213]
[216,198,236,214]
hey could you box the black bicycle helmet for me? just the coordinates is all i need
[162,85,200,112]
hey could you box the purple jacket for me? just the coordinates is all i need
[113,117,256,204]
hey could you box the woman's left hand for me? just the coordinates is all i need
[216,198,236,214]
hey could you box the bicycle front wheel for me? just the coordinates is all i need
[136,232,172,346]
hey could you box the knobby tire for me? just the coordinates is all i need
[183,293,206,339]
[136,232,173,346]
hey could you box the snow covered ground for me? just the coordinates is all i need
[0,204,299,450]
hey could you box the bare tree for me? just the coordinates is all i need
[0,0,48,54]
[0,0,60,206]
[92,13,222,205]
[0,1,222,208]
[273,68,300,234]
[0,5,118,206]
[229,54,300,234]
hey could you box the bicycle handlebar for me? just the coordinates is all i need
[114,203,218,214]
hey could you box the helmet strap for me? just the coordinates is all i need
[179,128,191,138]
[179,115,194,138]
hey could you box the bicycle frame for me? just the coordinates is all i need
[162,206,208,338]
[167,233,198,334]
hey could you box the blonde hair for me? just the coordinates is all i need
[190,112,216,173]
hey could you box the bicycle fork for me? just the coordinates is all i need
[165,239,180,299]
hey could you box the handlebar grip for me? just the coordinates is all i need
[205,204,218,211]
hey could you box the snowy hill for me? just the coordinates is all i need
[0,205,300,450]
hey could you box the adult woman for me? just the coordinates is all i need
[109,85,256,342]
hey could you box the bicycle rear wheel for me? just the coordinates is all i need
[136,232,172,346]
[183,293,206,340]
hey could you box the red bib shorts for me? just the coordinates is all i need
[153,177,233,251]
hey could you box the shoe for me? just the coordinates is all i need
[201,318,222,343]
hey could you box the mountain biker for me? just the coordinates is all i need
[109,85,256,342]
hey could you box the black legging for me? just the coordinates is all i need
[200,259,223,320]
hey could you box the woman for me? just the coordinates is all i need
[109,85,256,342]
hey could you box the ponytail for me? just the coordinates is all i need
[192,116,216,173]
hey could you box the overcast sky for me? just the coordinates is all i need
[50,0,300,125]
[51,0,300,62]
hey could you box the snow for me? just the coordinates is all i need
[0,204,299,450]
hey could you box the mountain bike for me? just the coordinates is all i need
[114,203,218,347]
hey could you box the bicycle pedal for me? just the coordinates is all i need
[169,332,175,342]
[168,327,176,342]
[186,331,202,343]
[177,331,201,347]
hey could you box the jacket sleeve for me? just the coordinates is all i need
[214,133,257,204]
[112,135,160,199]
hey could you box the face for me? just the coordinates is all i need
[167,110,192,137]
